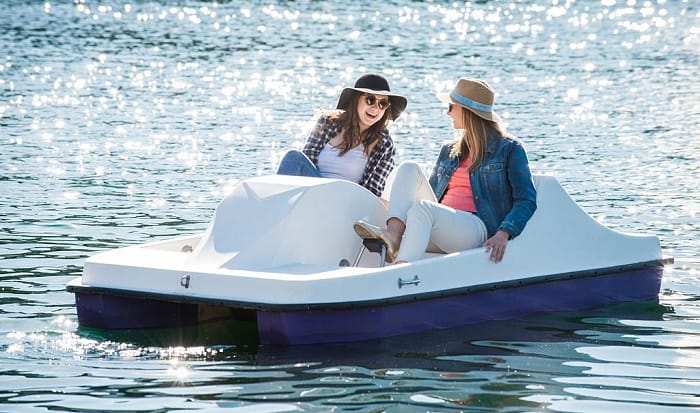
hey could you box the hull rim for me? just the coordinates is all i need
[67,258,670,312]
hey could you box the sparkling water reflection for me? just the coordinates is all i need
[1,0,699,411]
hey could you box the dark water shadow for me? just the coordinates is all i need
[77,317,260,348]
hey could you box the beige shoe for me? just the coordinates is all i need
[353,220,399,263]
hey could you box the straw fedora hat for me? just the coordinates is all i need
[336,73,408,120]
[437,78,500,122]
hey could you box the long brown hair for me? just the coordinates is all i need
[450,108,510,172]
[330,93,392,156]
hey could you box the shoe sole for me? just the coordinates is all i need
[353,222,382,240]
[353,222,397,263]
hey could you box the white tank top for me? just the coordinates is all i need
[317,143,368,184]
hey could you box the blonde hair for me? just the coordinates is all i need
[449,108,510,172]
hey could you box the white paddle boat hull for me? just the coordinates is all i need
[67,175,669,344]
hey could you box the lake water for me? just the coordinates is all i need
[1,0,699,411]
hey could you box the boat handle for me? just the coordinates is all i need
[180,274,191,288]
[398,275,420,288]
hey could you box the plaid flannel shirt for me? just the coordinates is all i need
[302,114,396,197]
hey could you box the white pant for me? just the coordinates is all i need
[387,161,487,262]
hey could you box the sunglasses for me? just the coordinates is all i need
[363,95,391,111]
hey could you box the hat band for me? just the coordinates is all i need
[450,91,493,113]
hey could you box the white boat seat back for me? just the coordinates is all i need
[187,175,387,271]
[508,175,661,272]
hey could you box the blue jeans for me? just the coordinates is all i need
[276,150,321,178]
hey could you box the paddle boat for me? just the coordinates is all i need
[67,174,670,345]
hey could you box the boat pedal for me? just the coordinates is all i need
[353,238,387,267]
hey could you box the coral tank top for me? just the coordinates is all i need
[440,157,477,213]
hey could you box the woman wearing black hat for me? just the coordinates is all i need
[277,73,407,197]
[354,77,537,264]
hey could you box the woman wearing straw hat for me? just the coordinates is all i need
[277,73,407,197]
[354,77,536,264]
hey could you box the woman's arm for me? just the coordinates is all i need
[483,141,536,263]
[302,115,332,165]
[497,141,537,238]
[364,134,396,197]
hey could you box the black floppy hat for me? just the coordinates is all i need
[336,73,407,120]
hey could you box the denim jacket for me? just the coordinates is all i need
[428,134,537,238]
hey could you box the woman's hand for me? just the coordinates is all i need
[484,230,510,263]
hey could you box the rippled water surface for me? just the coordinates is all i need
[1,0,699,411]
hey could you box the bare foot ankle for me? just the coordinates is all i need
[384,231,401,248]
[385,218,405,247]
